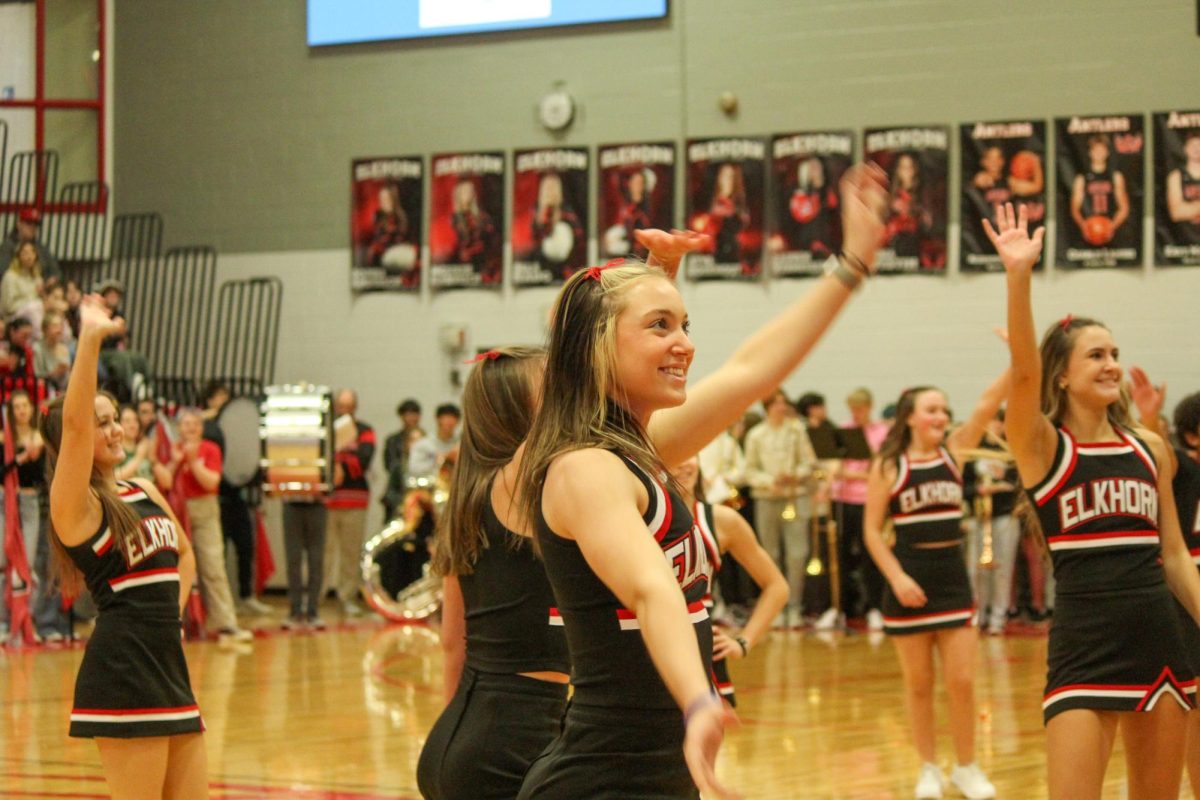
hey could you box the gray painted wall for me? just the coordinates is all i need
[115,0,1200,253]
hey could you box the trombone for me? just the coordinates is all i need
[975,471,995,570]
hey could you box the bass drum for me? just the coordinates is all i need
[217,396,261,488]
[360,476,446,622]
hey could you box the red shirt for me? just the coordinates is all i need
[176,439,222,499]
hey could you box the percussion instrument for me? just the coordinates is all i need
[217,395,261,488]
[260,384,333,495]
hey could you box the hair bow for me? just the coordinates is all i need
[584,259,627,282]
[463,350,502,365]
[1059,313,1074,331]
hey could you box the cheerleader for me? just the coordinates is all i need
[670,456,788,706]
[515,164,887,799]
[991,202,1200,799]
[864,374,1008,800]
[416,347,569,800]
[42,295,205,799]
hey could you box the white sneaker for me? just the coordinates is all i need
[949,763,995,800]
[341,601,365,618]
[814,608,841,631]
[867,609,885,631]
[915,762,945,799]
[217,627,254,645]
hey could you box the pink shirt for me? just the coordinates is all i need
[831,420,889,505]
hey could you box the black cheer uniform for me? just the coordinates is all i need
[518,456,714,800]
[693,502,735,706]
[881,449,974,636]
[66,481,202,738]
[1173,449,1200,674]
[1029,428,1194,724]
[416,494,569,800]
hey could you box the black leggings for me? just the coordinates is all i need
[417,667,567,800]
[219,491,255,599]
[834,502,884,615]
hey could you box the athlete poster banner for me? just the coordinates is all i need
[684,137,766,281]
[960,121,1047,272]
[598,142,676,261]
[1154,110,1200,266]
[1054,114,1144,269]
[429,152,505,289]
[865,126,950,274]
[768,131,852,277]
[511,147,589,286]
[350,157,423,292]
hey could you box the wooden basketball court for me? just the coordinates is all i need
[0,612,1177,799]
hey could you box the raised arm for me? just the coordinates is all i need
[49,296,120,546]
[984,202,1056,486]
[946,368,1012,461]
[543,448,738,799]
[648,165,888,466]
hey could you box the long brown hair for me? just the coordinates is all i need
[433,346,544,577]
[1037,316,1133,431]
[518,260,675,539]
[875,386,938,469]
[39,393,145,599]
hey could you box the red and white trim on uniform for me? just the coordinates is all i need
[108,567,179,592]
[1190,546,1200,566]
[883,607,974,629]
[1119,429,1158,480]
[1046,530,1161,552]
[617,600,708,631]
[70,704,202,724]
[889,455,911,497]
[714,677,735,697]
[548,607,563,627]
[92,527,113,556]
[894,509,962,526]
[1034,431,1078,506]
[939,447,963,483]
[1042,668,1195,714]
[693,502,721,572]
[117,483,149,504]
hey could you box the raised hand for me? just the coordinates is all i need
[1128,366,1166,424]
[636,228,712,279]
[839,163,888,269]
[983,202,1045,275]
[78,294,122,339]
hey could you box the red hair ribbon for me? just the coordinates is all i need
[584,259,626,281]
[1059,313,1074,331]
[463,350,502,365]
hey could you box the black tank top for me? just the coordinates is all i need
[458,497,569,675]
[1027,428,1161,595]
[1082,168,1116,219]
[887,448,964,545]
[1175,448,1200,566]
[536,455,713,710]
[64,481,182,622]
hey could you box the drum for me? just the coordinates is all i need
[260,384,333,495]
[218,396,261,488]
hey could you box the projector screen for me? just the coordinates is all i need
[308,0,669,46]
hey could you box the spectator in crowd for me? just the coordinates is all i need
[94,279,150,401]
[963,411,1021,636]
[0,389,59,642]
[2,241,44,322]
[63,279,83,340]
[33,278,70,344]
[819,387,891,632]
[116,403,155,482]
[381,398,424,521]
[33,312,72,392]
[797,391,835,432]
[169,407,252,645]
[407,403,461,481]
[0,208,60,283]
[0,318,37,382]
[137,396,158,437]
[281,489,327,630]
[744,389,818,627]
[199,380,268,616]
[324,388,375,618]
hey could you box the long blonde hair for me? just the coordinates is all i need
[518,260,675,538]
[433,346,544,576]
[39,393,145,599]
